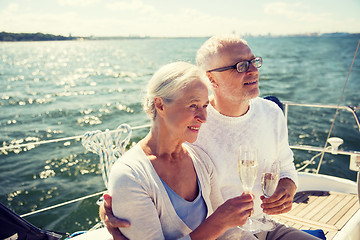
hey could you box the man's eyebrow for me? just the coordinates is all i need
[234,55,256,62]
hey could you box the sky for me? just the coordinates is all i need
[1,0,359,37]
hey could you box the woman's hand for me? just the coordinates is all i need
[214,192,254,227]
[189,192,254,240]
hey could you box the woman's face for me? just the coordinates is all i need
[162,79,209,143]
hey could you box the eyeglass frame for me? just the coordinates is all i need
[207,57,262,73]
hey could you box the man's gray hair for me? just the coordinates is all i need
[196,35,248,71]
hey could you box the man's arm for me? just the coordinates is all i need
[260,177,297,214]
[260,105,298,215]
[99,194,130,240]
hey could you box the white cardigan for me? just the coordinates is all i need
[108,143,237,239]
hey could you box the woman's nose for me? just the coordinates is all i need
[196,109,207,123]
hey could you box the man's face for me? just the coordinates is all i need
[210,42,260,103]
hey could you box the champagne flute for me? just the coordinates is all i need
[237,145,260,233]
[259,160,280,231]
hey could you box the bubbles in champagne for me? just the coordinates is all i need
[261,172,279,197]
[238,160,258,192]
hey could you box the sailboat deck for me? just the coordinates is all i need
[272,191,359,239]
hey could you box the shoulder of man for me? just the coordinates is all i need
[254,97,284,115]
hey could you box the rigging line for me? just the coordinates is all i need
[0,135,82,151]
[316,39,360,174]
[0,123,151,151]
[20,190,106,218]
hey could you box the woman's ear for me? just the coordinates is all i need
[154,97,165,116]
[206,72,218,88]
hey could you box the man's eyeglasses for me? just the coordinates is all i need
[207,57,262,73]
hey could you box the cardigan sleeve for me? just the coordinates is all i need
[108,151,192,240]
[108,162,167,240]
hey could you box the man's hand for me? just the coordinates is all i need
[260,178,297,215]
[99,193,131,240]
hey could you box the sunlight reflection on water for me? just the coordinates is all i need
[0,37,359,233]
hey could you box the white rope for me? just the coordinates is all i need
[296,147,331,172]
[81,124,132,188]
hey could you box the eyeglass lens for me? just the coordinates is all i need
[236,58,262,73]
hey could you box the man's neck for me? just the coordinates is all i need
[210,95,251,117]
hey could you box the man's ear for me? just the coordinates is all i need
[154,97,165,116]
[206,72,218,88]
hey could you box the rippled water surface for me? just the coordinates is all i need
[1,37,359,235]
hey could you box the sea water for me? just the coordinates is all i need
[1,36,359,234]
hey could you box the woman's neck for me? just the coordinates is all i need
[140,125,185,161]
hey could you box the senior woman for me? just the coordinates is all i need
[106,62,254,239]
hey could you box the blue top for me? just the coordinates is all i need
[161,178,208,230]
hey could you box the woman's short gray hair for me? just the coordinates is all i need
[196,35,248,71]
[143,61,208,120]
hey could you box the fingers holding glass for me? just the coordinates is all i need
[237,145,262,233]
[259,160,280,231]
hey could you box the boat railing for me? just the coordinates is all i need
[0,124,151,152]
[282,101,360,172]
[1,102,360,218]
[283,101,360,134]
[1,102,358,153]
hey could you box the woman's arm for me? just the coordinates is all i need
[108,163,167,240]
[105,185,253,240]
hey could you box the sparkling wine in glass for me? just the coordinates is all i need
[239,158,258,193]
[259,160,280,231]
[237,145,261,233]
